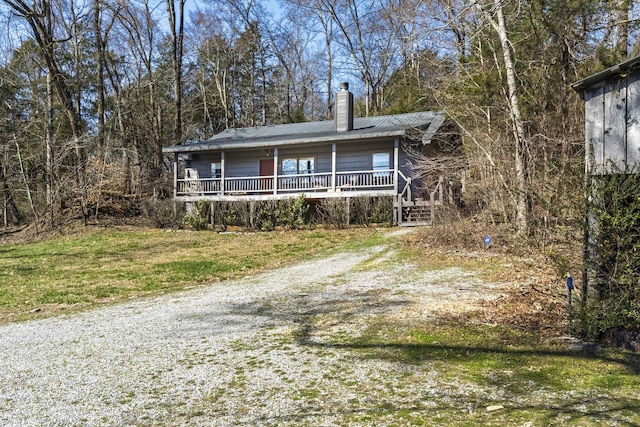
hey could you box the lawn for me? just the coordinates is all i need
[2,225,640,426]
[0,227,382,322]
[330,319,640,426]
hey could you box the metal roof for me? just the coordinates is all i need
[572,55,640,96]
[163,111,446,153]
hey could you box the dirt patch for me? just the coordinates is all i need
[406,220,576,337]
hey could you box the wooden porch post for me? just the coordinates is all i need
[394,138,400,225]
[393,137,399,194]
[331,143,337,191]
[273,148,279,195]
[221,151,226,195]
[173,153,178,198]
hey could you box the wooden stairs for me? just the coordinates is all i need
[398,176,445,227]
[400,199,441,226]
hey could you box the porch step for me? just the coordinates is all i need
[401,205,434,226]
[399,220,430,227]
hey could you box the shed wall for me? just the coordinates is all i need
[584,71,640,174]
[627,73,640,167]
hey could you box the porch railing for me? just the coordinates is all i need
[335,170,393,189]
[225,176,274,193]
[277,172,332,191]
[179,178,221,194]
[176,169,395,196]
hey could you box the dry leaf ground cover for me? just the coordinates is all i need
[1,224,640,426]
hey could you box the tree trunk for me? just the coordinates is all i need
[94,0,106,155]
[481,0,530,235]
[14,139,38,231]
[166,0,185,142]
[323,17,333,119]
[616,0,630,58]
[46,70,54,228]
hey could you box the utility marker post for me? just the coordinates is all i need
[567,273,574,336]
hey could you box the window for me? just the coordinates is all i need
[372,152,390,171]
[372,152,391,184]
[282,159,298,175]
[282,157,315,175]
[298,158,314,175]
[282,157,315,189]
[210,162,221,178]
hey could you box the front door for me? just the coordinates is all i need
[259,159,275,192]
[260,159,274,176]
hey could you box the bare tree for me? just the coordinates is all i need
[474,0,529,234]
[265,11,328,121]
[1,0,90,223]
[166,0,186,141]
[93,0,116,155]
[320,0,391,115]
[116,0,165,193]
[281,0,335,118]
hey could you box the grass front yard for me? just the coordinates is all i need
[0,227,381,322]
[1,224,640,425]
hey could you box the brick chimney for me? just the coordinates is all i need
[335,82,353,132]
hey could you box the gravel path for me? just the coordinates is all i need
[0,236,501,426]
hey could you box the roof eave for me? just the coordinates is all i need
[162,129,408,154]
[571,55,640,96]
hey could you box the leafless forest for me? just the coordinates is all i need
[0,0,636,234]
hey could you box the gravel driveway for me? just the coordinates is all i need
[0,234,500,426]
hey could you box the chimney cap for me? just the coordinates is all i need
[340,82,349,91]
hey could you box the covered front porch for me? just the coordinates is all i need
[169,139,406,202]
[170,165,443,227]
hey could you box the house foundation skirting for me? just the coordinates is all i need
[174,190,397,203]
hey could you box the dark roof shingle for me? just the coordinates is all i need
[163,111,445,153]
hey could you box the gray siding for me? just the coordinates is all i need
[185,153,221,179]
[336,140,393,171]
[398,149,414,177]
[585,85,604,174]
[186,150,266,178]
[186,140,403,177]
[225,149,264,177]
[604,79,626,170]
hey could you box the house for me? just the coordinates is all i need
[572,55,640,174]
[162,83,459,225]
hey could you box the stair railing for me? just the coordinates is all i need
[397,171,412,224]
[429,176,445,224]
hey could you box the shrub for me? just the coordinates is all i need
[142,198,183,228]
[582,171,640,339]
[257,201,277,231]
[181,200,210,230]
[277,194,309,229]
[317,198,349,229]
[207,197,310,231]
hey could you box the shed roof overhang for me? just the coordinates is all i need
[572,55,640,97]
[162,111,446,154]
